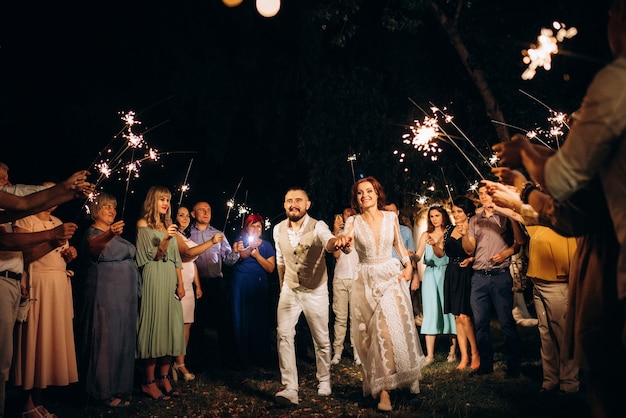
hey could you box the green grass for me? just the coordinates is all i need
[7,323,591,417]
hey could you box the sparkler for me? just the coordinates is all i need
[177,158,194,206]
[347,154,357,183]
[439,167,454,205]
[84,109,196,219]
[491,89,570,150]
[223,177,244,232]
[400,99,501,207]
[521,21,578,80]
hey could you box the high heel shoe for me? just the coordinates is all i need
[142,380,170,400]
[156,375,181,397]
[172,362,195,381]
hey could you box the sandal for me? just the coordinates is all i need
[21,405,57,418]
[104,395,130,408]
[142,379,170,400]
[157,375,181,397]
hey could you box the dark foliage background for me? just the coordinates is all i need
[0,0,611,238]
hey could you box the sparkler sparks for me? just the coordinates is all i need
[521,22,578,80]
[400,115,443,161]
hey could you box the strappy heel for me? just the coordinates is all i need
[157,374,181,397]
[142,379,170,400]
[172,362,195,381]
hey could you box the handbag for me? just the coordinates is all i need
[16,267,33,323]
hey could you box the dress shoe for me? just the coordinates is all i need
[275,389,299,405]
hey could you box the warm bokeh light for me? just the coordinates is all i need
[256,0,280,17]
[222,0,244,7]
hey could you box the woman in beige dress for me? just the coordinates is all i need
[13,203,79,418]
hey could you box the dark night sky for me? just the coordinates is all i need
[0,0,612,238]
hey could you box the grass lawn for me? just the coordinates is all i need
[6,318,591,418]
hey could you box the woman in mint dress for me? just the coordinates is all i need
[135,186,185,400]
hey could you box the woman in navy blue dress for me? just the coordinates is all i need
[231,214,275,367]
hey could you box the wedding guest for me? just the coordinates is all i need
[330,207,360,366]
[174,205,229,376]
[188,201,240,369]
[0,170,92,418]
[383,202,415,258]
[342,176,426,412]
[481,171,580,393]
[491,3,626,415]
[462,184,527,377]
[171,205,206,381]
[76,192,141,407]
[414,205,457,364]
[13,201,80,418]
[135,186,185,400]
[440,196,480,370]
[231,214,276,368]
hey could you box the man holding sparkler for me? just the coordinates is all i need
[189,201,242,369]
[492,1,626,416]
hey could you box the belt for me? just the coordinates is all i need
[0,270,22,280]
[475,267,508,276]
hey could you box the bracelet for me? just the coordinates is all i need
[519,181,539,204]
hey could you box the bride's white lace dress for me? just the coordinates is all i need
[346,211,426,397]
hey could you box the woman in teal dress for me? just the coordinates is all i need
[414,205,457,364]
[135,186,185,400]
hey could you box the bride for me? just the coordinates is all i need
[342,176,426,412]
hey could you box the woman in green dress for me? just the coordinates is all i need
[135,186,185,400]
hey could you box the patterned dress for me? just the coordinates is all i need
[347,211,426,397]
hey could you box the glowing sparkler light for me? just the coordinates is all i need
[521,22,577,80]
[468,181,480,193]
[120,110,141,128]
[96,162,112,178]
[236,204,251,219]
[401,115,443,161]
[489,153,499,166]
[227,199,235,209]
[415,195,429,205]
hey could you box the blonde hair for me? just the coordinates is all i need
[141,186,173,230]
[88,192,117,221]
